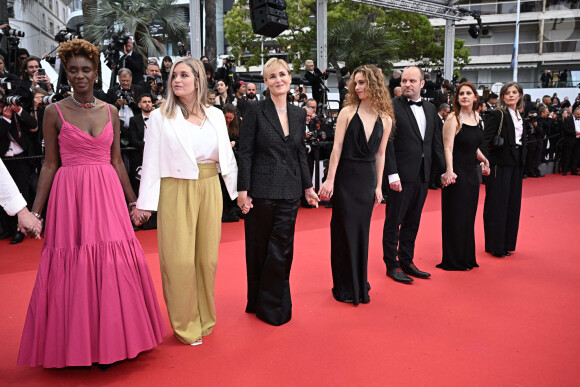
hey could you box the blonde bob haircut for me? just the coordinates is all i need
[161,56,208,119]
[344,64,395,122]
[263,58,291,82]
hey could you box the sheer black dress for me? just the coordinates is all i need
[331,104,382,304]
[437,122,483,271]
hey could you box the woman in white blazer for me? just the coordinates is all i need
[0,159,42,238]
[133,57,238,346]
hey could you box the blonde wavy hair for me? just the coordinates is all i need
[160,57,208,119]
[344,64,394,122]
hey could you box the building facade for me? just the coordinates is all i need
[429,0,580,88]
[7,0,69,58]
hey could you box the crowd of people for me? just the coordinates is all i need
[1,36,579,370]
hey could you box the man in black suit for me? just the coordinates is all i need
[382,66,445,283]
[128,93,153,190]
[561,108,580,175]
[120,37,144,85]
[304,60,329,111]
[0,100,38,244]
[107,68,144,145]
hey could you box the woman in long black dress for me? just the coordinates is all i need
[319,64,392,304]
[437,82,490,271]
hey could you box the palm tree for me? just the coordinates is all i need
[83,0,188,57]
[328,20,399,73]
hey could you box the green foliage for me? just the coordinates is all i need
[328,21,398,72]
[223,0,471,73]
[223,0,265,69]
[83,0,188,56]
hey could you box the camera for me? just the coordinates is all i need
[145,74,163,87]
[4,28,24,37]
[111,34,130,52]
[0,95,24,106]
[0,77,14,92]
[307,114,335,145]
[41,94,66,105]
[37,68,46,77]
[55,29,82,43]
[325,68,337,74]
[116,89,136,108]
[177,42,188,57]
[225,57,235,68]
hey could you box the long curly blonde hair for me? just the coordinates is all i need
[344,64,394,122]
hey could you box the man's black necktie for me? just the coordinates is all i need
[408,99,423,107]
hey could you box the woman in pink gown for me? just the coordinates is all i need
[17,39,165,368]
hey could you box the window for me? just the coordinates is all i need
[49,20,54,35]
[49,0,53,10]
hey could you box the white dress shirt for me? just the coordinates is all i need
[575,117,580,138]
[388,99,426,184]
[508,108,523,145]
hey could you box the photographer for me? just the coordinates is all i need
[524,110,545,178]
[120,37,145,85]
[139,62,165,107]
[292,85,307,106]
[304,60,329,111]
[0,93,38,244]
[215,57,238,90]
[106,68,144,147]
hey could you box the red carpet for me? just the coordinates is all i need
[1,174,579,386]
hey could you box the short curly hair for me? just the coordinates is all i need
[58,39,100,70]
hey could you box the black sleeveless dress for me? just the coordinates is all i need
[331,105,383,304]
[437,122,483,271]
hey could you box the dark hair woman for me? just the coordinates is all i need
[482,81,527,258]
[437,82,490,271]
[18,39,165,368]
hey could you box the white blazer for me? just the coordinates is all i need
[0,159,26,216]
[137,105,238,211]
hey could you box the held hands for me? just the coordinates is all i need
[131,208,151,226]
[17,209,42,239]
[441,171,457,187]
[481,159,491,176]
[374,187,383,207]
[319,180,334,201]
[389,180,402,192]
[237,191,253,215]
[305,187,320,208]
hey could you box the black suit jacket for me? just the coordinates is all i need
[121,51,145,84]
[561,116,578,147]
[238,98,312,199]
[385,96,444,183]
[128,113,146,149]
[304,68,328,103]
[0,109,38,156]
[482,109,527,167]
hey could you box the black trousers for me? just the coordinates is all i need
[244,198,299,326]
[525,140,542,175]
[483,154,523,253]
[382,167,429,269]
[0,157,32,234]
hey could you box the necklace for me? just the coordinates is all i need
[275,107,287,114]
[70,94,97,108]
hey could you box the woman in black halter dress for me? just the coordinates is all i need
[438,82,490,271]
[319,65,393,304]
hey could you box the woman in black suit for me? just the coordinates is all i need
[482,81,527,258]
[237,58,319,326]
